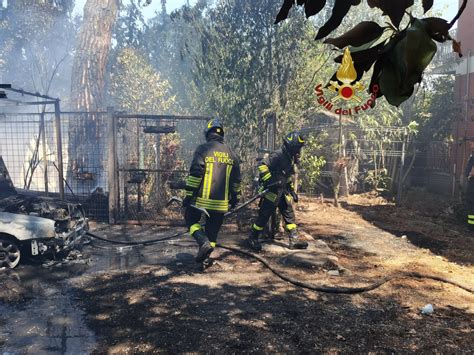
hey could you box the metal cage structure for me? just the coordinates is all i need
[111,113,210,223]
[299,123,413,202]
[0,84,212,223]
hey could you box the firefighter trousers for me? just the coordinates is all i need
[466,178,474,230]
[185,207,225,245]
[252,192,296,232]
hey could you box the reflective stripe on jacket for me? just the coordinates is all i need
[185,136,241,212]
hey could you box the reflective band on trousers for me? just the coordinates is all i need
[468,220,474,225]
[468,215,474,219]
[252,224,264,231]
[286,223,297,231]
[189,223,201,235]
[210,242,216,248]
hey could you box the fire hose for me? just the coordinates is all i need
[85,229,473,294]
[85,184,279,246]
[85,183,474,294]
[86,229,188,246]
[216,244,474,294]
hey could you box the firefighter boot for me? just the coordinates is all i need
[247,227,262,251]
[192,229,214,262]
[288,228,308,250]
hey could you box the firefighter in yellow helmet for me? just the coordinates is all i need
[247,131,308,251]
[183,119,241,262]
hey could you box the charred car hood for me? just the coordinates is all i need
[0,212,56,240]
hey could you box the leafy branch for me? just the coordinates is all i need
[275,0,469,106]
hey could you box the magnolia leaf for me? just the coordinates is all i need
[453,39,463,57]
[275,0,295,24]
[325,21,384,48]
[405,19,437,87]
[423,0,434,13]
[422,17,450,42]
[367,0,414,28]
[376,19,437,106]
[369,57,385,99]
[379,55,413,107]
[315,0,361,40]
[304,0,326,18]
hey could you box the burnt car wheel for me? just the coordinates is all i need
[0,238,21,269]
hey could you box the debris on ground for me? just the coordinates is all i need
[421,304,435,315]
[0,192,473,353]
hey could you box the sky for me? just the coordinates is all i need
[435,0,458,20]
[72,0,198,18]
[73,0,458,20]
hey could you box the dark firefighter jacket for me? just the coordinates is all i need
[258,146,296,203]
[185,135,241,212]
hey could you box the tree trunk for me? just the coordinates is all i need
[71,0,119,111]
[69,0,119,193]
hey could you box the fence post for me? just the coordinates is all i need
[40,112,48,196]
[452,163,457,197]
[54,100,65,200]
[397,128,407,204]
[107,107,118,224]
[341,132,349,197]
[155,126,163,209]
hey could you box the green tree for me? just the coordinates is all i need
[109,47,176,113]
[114,0,147,50]
[413,75,455,144]
[169,0,316,176]
[299,134,327,194]
[109,47,180,208]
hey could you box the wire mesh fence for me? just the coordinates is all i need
[62,112,109,221]
[115,115,207,222]
[0,111,110,221]
[409,141,455,195]
[297,121,456,198]
[0,112,59,194]
[0,105,210,223]
[298,124,411,197]
[1,105,457,224]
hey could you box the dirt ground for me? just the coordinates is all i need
[1,191,473,353]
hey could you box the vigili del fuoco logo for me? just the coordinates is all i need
[315,48,378,116]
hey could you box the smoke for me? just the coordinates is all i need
[0,2,79,110]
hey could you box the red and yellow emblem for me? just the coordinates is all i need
[328,48,365,103]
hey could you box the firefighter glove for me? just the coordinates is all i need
[290,190,298,203]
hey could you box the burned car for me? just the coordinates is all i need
[0,157,88,269]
